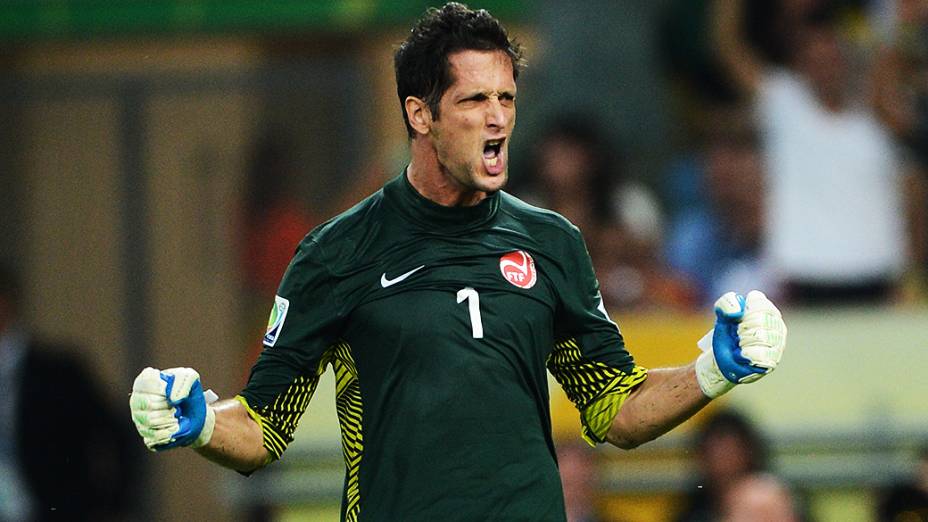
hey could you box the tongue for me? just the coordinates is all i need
[483,151,504,175]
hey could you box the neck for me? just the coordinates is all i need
[407,139,487,207]
[808,80,846,113]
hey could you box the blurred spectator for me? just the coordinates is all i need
[0,263,137,521]
[558,442,606,522]
[516,114,695,311]
[714,0,911,305]
[721,473,800,522]
[665,108,776,305]
[878,445,928,521]
[675,409,770,522]
[873,0,928,292]
[873,0,928,171]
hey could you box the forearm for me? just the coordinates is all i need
[606,363,710,449]
[712,0,762,93]
[871,49,915,135]
[195,399,271,473]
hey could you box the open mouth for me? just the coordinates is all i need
[483,138,504,168]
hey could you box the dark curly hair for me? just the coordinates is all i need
[394,2,525,137]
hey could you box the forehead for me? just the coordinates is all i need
[445,49,516,93]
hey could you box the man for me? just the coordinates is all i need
[130,4,787,521]
[0,263,137,520]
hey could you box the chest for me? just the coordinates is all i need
[339,232,559,374]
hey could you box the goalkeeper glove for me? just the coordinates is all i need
[129,367,216,451]
[695,290,787,398]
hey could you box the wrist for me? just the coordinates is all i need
[695,350,735,399]
[192,405,216,448]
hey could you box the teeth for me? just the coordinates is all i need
[487,157,498,166]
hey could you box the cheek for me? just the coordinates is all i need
[441,117,481,149]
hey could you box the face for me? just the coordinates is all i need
[796,28,846,99]
[703,432,753,482]
[539,137,593,193]
[429,49,517,196]
[722,476,797,522]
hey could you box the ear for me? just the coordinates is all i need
[405,96,432,136]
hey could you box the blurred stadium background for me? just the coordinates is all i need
[1,1,926,521]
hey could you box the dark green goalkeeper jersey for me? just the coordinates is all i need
[238,172,648,522]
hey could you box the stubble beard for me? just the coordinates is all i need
[442,162,507,196]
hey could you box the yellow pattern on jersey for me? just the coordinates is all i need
[238,342,365,521]
[547,338,649,445]
[330,342,363,522]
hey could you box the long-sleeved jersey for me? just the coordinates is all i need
[239,172,648,521]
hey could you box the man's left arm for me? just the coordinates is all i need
[606,364,707,449]
[607,290,787,449]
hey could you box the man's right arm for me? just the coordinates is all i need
[712,0,764,94]
[194,399,270,473]
[129,367,270,473]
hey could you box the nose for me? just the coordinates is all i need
[486,96,510,129]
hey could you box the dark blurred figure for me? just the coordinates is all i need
[873,0,928,295]
[675,410,770,522]
[0,264,137,521]
[516,114,695,311]
[878,445,928,522]
[557,442,606,522]
[665,108,774,305]
[721,472,800,522]
[714,0,911,305]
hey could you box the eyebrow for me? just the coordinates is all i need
[458,90,517,102]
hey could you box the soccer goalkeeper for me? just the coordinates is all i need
[129,4,788,521]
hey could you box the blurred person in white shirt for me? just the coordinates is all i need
[714,0,911,305]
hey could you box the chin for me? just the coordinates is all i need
[477,172,508,193]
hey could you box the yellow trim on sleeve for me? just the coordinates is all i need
[235,395,286,462]
[579,365,649,446]
[547,337,651,445]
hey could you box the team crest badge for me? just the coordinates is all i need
[263,295,290,347]
[499,250,537,289]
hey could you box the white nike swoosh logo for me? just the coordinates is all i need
[380,265,426,288]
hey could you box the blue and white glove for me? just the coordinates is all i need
[695,290,787,398]
[129,367,216,451]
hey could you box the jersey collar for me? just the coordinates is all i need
[385,169,500,231]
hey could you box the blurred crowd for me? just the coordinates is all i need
[558,407,928,522]
[507,0,927,312]
[655,0,927,310]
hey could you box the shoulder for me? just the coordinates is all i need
[298,188,387,261]
[499,191,583,242]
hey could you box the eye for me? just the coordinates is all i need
[461,94,488,104]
